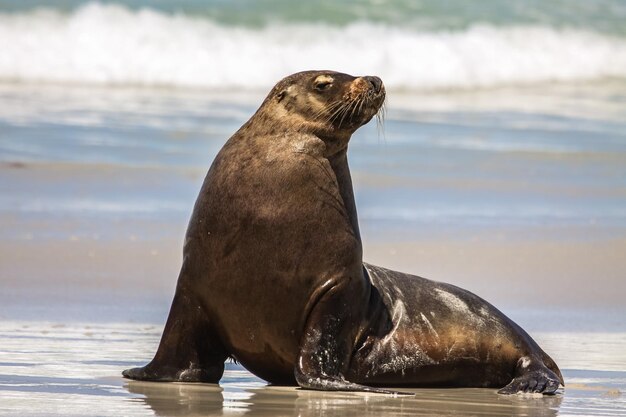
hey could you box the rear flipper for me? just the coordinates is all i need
[498,356,564,395]
[123,276,228,383]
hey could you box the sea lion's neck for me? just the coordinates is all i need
[238,110,361,241]
[327,148,362,243]
[317,131,352,157]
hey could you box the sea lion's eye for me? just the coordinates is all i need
[313,75,334,92]
[314,81,332,92]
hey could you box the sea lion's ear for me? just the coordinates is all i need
[276,90,287,102]
[276,85,295,103]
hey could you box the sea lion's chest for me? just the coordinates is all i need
[189,134,361,357]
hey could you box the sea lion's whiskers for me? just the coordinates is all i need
[331,101,352,126]
[339,96,362,127]
[326,105,345,125]
[333,108,347,126]
[323,100,348,121]
[348,99,359,121]
[313,101,343,121]
[311,108,333,124]
[338,101,353,127]
[357,95,367,117]
[322,101,348,124]
[375,100,386,141]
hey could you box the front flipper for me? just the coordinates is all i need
[123,266,228,383]
[122,362,223,383]
[498,356,563,395]
[294,278,413,396]
[295,370,413,395]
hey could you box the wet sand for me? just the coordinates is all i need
[2,222,626,315]
[0,321,624,417]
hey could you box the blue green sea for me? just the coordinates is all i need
[1,1,626,89]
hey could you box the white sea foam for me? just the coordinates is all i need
[1,3,626,90]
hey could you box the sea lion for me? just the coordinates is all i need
[122,70,563,395]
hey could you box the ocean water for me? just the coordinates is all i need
[1,1,626,89]
[1,82,625,239]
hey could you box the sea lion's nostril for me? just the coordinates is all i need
[364,76,382,93]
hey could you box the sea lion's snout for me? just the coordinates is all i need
[351,76,385,98]
[327,74,385,131]
[363,76,383,94]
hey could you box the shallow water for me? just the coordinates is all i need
[2,82,625,239]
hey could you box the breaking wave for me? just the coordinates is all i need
[1,3,625,90]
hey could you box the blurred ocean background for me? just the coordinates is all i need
[1,1,626,416]
[1,0,626,89]
[1,0,625,238]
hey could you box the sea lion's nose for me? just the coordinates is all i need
[363,76,383,93]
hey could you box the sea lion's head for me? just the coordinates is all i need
[255,70,386,154]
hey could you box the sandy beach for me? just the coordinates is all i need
[2,156,626,318]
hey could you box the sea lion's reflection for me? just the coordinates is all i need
[289,389,563,417]
[126,380,224,416]
[127,381,563,417]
